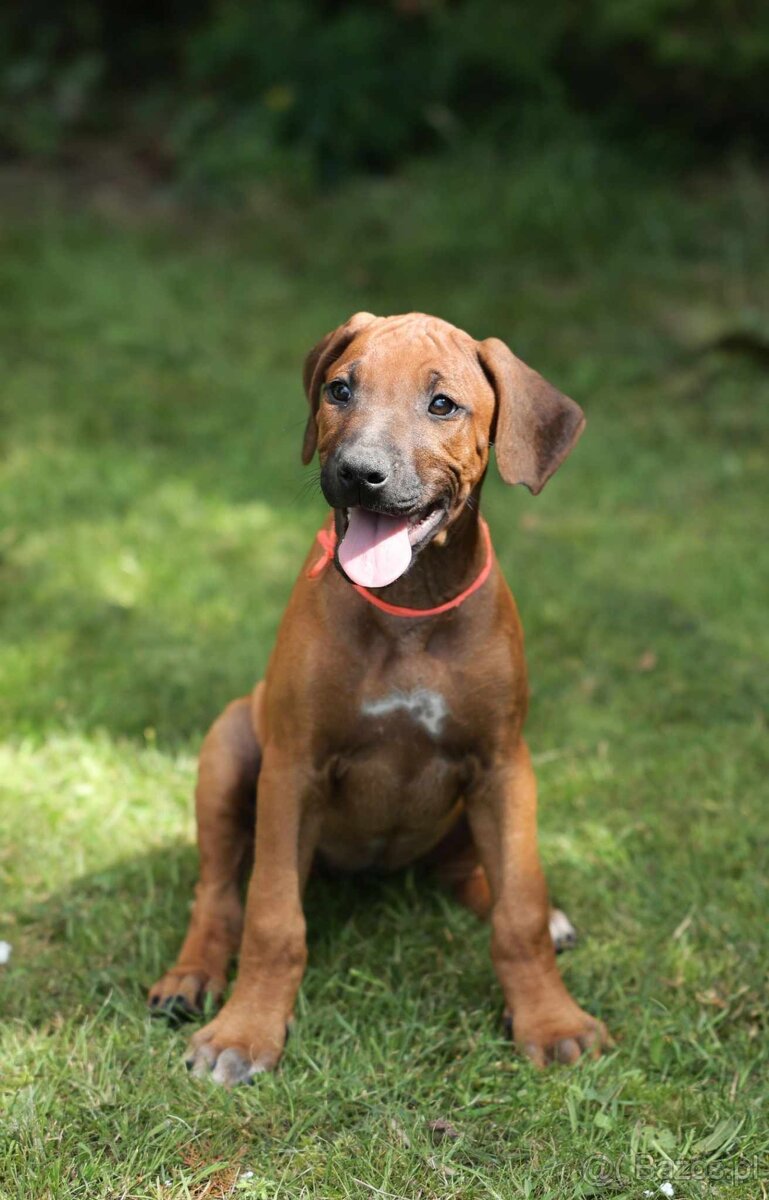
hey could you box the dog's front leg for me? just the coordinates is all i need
[467,739,612,1066]
[185,746,319,1087]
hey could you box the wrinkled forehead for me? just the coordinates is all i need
[332,315,488,398]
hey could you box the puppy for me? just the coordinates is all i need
[149,312,610,1086]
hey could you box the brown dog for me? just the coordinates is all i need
[148,311,611,1086]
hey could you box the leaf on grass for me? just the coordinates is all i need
[427,1118,460,1143]
[691,1115,746,1159]
[696,988,727,1009]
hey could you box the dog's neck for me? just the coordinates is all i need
[340,488,488,617]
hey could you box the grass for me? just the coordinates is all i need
[1,139,768,1198]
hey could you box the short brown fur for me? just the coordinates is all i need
[149,312,610,1086]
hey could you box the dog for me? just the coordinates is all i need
[148,311,611,1086]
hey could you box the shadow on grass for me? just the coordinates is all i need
[2,842,490,1031]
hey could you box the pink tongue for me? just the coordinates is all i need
[338,509,412,588]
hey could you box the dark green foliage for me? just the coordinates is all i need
[2,1,769,186]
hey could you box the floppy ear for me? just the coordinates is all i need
[301,311,377,464]
[477,337,585,494]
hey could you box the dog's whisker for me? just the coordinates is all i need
[291,471,324,506]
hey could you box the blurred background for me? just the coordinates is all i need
[3,0,769,188]
[2,4,768,1198]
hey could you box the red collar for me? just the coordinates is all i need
[307,515,494,618]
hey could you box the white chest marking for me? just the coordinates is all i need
[361,688,448,737]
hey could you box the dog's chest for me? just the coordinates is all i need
[318,744,466,871]
[359,686,449,738]
[316,672,479,871]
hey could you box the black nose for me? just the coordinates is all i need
[337,450,390,490]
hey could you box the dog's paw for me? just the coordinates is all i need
[184,1006,288,1087]
[548,907,578,954]
[147,968,225,1022]
[504,1000,613,1068]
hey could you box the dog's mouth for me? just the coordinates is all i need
[336,502,447,589]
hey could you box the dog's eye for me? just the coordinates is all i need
[428,394,458,417]
[327,380,352,404]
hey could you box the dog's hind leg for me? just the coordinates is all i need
[148,690,261,1020]
[429,809,578,952]
[427,811,494,919]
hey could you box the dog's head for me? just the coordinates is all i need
[302,312,584,588]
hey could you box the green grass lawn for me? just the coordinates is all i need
[1,143,768,1199]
